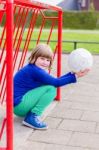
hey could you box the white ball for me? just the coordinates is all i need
[68,48,93,72]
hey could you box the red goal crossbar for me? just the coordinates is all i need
[0,0,62,149]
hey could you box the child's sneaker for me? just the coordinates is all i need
[22,112,48,130]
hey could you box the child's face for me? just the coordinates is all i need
[35,56,51,70]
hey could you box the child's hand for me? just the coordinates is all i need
[75,68,90,78]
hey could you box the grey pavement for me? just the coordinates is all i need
[1,54,99,150]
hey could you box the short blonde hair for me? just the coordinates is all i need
[28,43,53,68]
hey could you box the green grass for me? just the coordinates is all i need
[62,30,99,54]
[21,29,99,54]
[5,29,98,54]
[1,27,99,54]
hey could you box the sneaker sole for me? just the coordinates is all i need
[22,121,48,130]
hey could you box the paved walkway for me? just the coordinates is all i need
[1,54,99,150]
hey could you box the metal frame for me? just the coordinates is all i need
[0,0,62,149]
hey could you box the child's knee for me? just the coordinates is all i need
[46,85,57,96]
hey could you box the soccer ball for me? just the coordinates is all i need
[68,48,93,72]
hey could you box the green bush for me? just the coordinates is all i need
[63,11,98,29]
[2,11,99,30]
[33,11,99,30]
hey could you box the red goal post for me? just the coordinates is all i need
[0,0,62,149]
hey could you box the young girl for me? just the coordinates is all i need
[14,43,89,130]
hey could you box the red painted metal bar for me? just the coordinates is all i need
[14,0,62,11]
[0,66,6,104]
[0,26,6,104]
[13,7,22,42]
[0,58,6,105]
[53,45,58,60]
[13,7,25,48]
[13,6,21,48]
[49,44,58,75]
[1,81,6,105]
[0,26,6,62]
[0,53,6,104]
[57,10,62,101]
[0,3,6,24]
[36,18,46,45]
[0,27,6,105]
[40,11,58,20]
[0,118,6,140]
[0,62,5,98]
[6,0,13,150]
[13,7,24,70]
[18,9,38,69]
[13,7,29,71]
[47,20,55,44]
[15,0,46,9]
[36,12,58,45]
[15,8,31,68]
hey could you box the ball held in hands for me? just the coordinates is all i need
[68,48,93,73]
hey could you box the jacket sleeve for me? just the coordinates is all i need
[33,67,77,87]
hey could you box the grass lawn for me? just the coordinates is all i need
[62,30,99,54]
[1,28,98,54]
[21,29,99,54]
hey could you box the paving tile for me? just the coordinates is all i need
[45,116,62,129]
[52,101,73,109]
[14,116,34,149]
[49,108,83,120]
[62,84,98,97]
[68,132,99,149]
[18,141,93,150]
[17,141,46,150]
[71,102,99,111]
[58,119,96,133]
[28,129,72,145]
[81,111,99,122]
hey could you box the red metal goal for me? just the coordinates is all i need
[0,0,62,149]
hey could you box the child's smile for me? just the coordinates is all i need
[35,56,51,70]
